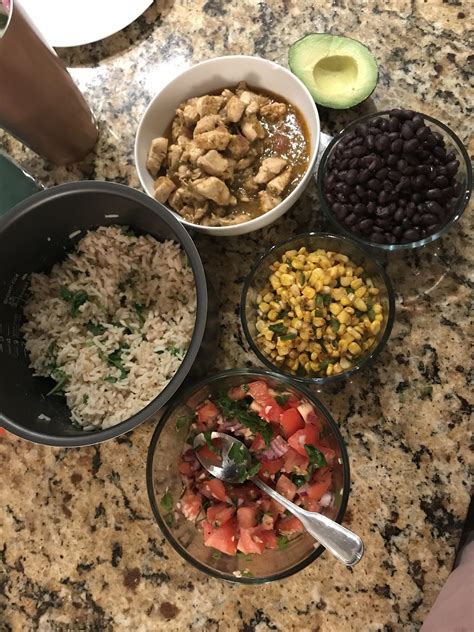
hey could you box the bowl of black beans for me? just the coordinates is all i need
[317,109,472,249]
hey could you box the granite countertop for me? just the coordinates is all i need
[1,1,472,630]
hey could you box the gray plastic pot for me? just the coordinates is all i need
[0,180,217,446]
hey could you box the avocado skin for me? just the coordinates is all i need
[288,33,379,110]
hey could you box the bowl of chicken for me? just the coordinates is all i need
[135,55,320,236]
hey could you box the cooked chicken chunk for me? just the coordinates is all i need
[197,150,229,177]
[181,141,205,166]
[236,156,256,170]
[216,213,250,226]
[226,96,246,123]
[267,166,293,195]
[228,134,251,159]
[196,95,225,117]
[194,114,222,136]
[195,129,232,151]
[182,99,199,126]
[167,144,183,171]
[193,177,231,205]
[146,137,168,177]
[259,190,282,213]
[260,102,287,121]
[241,115,265,142]
[154,176,176,204]
[254,157,287,184]
[221,88,235,101]
[171,112,190,142]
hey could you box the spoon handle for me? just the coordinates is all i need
[252,477,364,567]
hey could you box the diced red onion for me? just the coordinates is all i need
[297,401,317,424]
[320,492,332,507]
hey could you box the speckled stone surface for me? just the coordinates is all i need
[1,1,473,630]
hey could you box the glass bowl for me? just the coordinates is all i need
[146,368,350,584]
[317,110,472,251]
[241,232,395,386]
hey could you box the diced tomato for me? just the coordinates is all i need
[303,498,321,512]
[237,527,265,555]
[237,506,258,528]
[202,519,213,541]
[277,515,304,535]
[248,381,283,422]
[276,474,297,501]
[306,471,332,501]
[270,499,285,516]
[196,400,219,427]
[207,502,235,527]
[259,529,279,549]
[287,424,320,456]
[283,447,309,473]
[197,444,221,466]
[200,478,227,502]
[257,498,272,512]
[227,482,260,503]
[181,490,202,520]
[178,461,196,476]
[258,457,284,480]
[228,385,249,400]
[319,445,336,465]
[250,433,266,452]
[280,407,305,437]
[204,519,238,556]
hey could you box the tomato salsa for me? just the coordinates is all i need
[174,380,336,556]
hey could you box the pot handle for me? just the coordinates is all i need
[0,151,43,216]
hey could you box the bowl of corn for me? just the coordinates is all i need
[240,233,395,384]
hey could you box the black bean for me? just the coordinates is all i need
[392,225,403,238]
[368,155,383,171]
[391,138,403,154]
[359,168,371,182]
[367,201,376,213]
[411,192,423,204]
[401,122,414,139]
[375,206,391,219]
[404,139,419,153]
[348,157,359,169]
[378,191,390,205]
[403,228,420,241]
[345,213,358,226]
[366,135,376,150]
[425,200,444,216]
[394,208,405,223]
[376,218,392,228]
[426,223,440,233]
[390,109,404,118]
[351,145,367,158]
[335,182,350,195]
[375,167,388,181]
[399,176,411,189]
[416,126,430,141]
[344,169,358,184]
[433,131,444,144]
[420,213,438,226]
[426,188,442,200]
[424,134,437,148]
[446,160,460,176]
[325,174,336,190]
[434,175,448,188]
[388,117,400,132]
[413,174,427,189]
[434,146,446,160]
[326,193,335,204]
[442,186,455,199]
[388,169,401,182]
[355,123,368,136]
[415,164,430,175]
[397,159,408,173]
[359,218,373,232]
[339,158,350,169]
[386,156,397,169]
[375,135,390,152]
[349,193,359,205]
[445,151,455,162]
[401,217,412,228]
[412,212,422,225]
[453,181,462,196]
[368,178,382,192]
[419,150,430,161]
[367,190,378,201]
[370,232,387,244]
[386,234,397,245]
[436,166,448,177]
[400,110,415,120]
[354,203,367,216]
[333,204,349,220]
[405,153,420,166]
[411,115,424,130]
[406,206,415,218]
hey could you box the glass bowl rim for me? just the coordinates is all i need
[316,109,473,251]
[146,367,350,584]
[240,231,396,385]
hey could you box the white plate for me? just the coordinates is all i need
[19,0,152,47]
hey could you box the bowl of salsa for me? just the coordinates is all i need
[146,368,350,583]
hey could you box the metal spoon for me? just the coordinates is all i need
[194,431,364,567]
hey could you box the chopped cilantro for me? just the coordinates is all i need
[160,491,173,514]
[269,322,288,336]
[60,286,88,317]
[277,310,289,320]
[315,294,324,308]
[45,342,58,372]
[322,294,331,306]
[86,321,106,336]
[330,318,340,333]
[216,394,273,446]
[291,474,307,487]
[106,344,130,380]
[167,344,182,357]
[211,550,221,560]
[228,441,247,464]
[237,552,253,561]
[104,376,118,383]
[134,302,145,326]
[277,535,289,550]
[368,308,376,322]
[305,444,327,469]
[275,394,290,406]
[46,368,70,396]
[299,272,305,285]
[242,383,250,393]
[241,570,254,578]
[280,332,297,341]
[203,430,219,454]
[121,227,136,237]
[82,394,89,404]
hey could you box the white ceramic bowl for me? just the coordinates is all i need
[134,55,320,236]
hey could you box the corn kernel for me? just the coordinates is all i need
[291,259,304,270]
[270,275,281,290]
[347,326,362,340]
[337,311,351,325]
[267,309,278,321]
[299,353,309,364]
[280,273,293,286]
[303,286,316,299]
[295,305,303,319]
[354,298,367,312]
[348,341,362,355]
[370,320,381,335]
[326,363,334,376]
[259,302,270,313]
[354,286,367,298]
[350,278,363,290]
[374,304,383,314]
[340,357,351,370]
[329,303,343,316]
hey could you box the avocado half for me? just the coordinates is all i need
[288,33,378,109]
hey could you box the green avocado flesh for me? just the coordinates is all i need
[289,34,378,109]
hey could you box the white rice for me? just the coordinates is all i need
[22,226,196,430]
